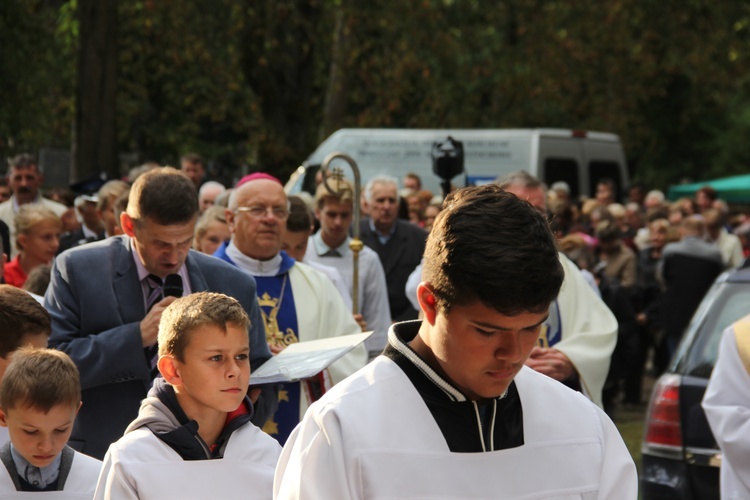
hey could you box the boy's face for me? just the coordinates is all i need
[168,323,250,418]
[418,293,549,401]
[281,230,310,262]
[0,403,79,468]
[316,198,353,248]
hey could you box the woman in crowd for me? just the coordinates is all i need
[3,205,61,287]
[193,205,230,255]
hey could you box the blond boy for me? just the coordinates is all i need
[0,348,101,495]
[0,285,51,447]
[95,292,281,499]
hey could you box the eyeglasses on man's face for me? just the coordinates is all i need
[235,205,289,220]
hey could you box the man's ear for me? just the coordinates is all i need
[416,283,438,325]
[0,408,8,428]
[225,208,236,233]
[157,356,182,386]
[120,212,136,238]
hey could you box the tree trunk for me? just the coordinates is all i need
[73,0,118,183]
[320,5,351,141]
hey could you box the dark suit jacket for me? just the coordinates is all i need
[359,218,427,322]
[45,236,276,459]
[661,237,724,341]
[57,227,105,255]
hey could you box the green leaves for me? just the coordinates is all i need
[5,0,750,189]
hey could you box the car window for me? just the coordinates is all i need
[677,282,750,378]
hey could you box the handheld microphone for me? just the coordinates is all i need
[163,274,183,298]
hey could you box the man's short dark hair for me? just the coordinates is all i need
[127,167,198,225]
[287,196,313,233]
[0,286,51,357]
[422,185,563,315]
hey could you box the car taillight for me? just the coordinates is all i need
[643,374,683,450]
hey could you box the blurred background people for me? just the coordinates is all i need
[3,205,61,287]
[659,215,724,358]
[180,153,205,189]
[0,154,66,257]
[198,180,227,213]
[0,178,10,204]
[58,193,105,253]
[193,205,231,255]
[96,180,130,238]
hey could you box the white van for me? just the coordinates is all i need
[285,128,629,201]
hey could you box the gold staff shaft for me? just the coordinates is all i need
[320,152,362,315]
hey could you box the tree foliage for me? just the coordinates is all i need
[3,0,750,189]
[0,0,75,156]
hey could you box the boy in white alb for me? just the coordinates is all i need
[0,286,52,448]
[275,185,637,499]
[0,348,101,498]
[95,292,281,499]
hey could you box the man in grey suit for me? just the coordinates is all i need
[45,167,276,459]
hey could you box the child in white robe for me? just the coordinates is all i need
[95,292,281,500]
[0,285,52,448]
[0,348,102,497]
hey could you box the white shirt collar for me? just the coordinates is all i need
[312,231,350,257]
[226,241,282,276]
[81,224,98,240]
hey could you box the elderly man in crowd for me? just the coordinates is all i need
[198,180,227,213]
[359,175,428,322]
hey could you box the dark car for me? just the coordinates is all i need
[641,264,750,498]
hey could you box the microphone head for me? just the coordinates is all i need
[163,274,183,298]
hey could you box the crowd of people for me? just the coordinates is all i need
[0,149,745,498]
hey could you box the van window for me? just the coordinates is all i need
[301,165,321,195]
[589,161,622,200]
[543,159,580,199]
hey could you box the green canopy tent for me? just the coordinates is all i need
[668,174,750,204]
